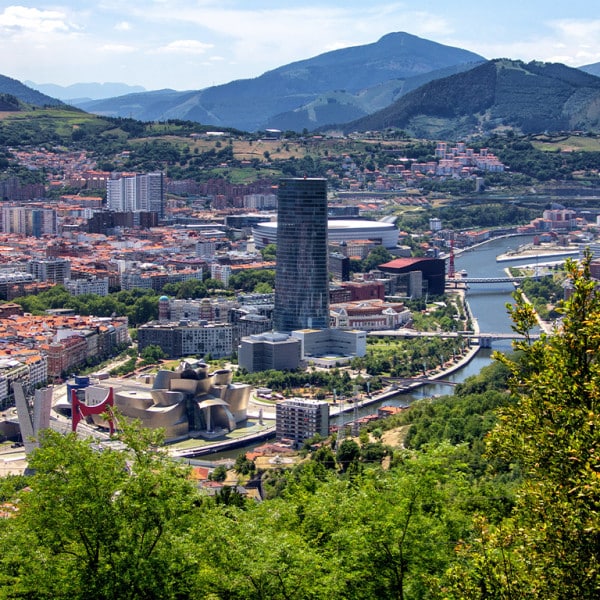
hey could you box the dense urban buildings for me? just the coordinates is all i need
[273,178,330,333]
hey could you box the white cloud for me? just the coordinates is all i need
[120,2,453,75]
[100,43,137,53]
[153,39,214,55]
[449,18,600,67]
[0,5,71,33]
[115,21,131,31]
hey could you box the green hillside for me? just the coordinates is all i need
[342,59,600,138]
[0,74,64,108]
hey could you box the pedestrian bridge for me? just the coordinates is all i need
[448,274,552,285]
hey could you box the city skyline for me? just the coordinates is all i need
[1,1,599,92]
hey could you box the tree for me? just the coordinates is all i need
[234,452,256,476]
[140,344,166,365]
[0,423,199,599]
[210,465,228,482]
[336,439,360,472]
[260,243,277,262]
[445,253,600,598]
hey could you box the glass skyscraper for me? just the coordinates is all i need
[273,177,329,333]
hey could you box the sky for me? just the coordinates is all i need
[2,1,600,92]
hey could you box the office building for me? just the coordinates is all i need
[273,178,329,333]
[378,257,446,296]
[238,332,301,373]
[276,398,329,446]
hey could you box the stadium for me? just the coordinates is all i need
[252,219,399,249]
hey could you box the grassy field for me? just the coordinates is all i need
[530,133,600,152]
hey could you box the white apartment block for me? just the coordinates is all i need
[65,277,110,297]
[107,172,164,216]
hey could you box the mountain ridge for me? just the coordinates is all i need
[336,59,600,138]
[24,81,147,102]
[71,32,485,131]
[0,74,65,108]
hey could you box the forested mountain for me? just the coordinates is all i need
[72,32,484,131]
[339,59,600,138]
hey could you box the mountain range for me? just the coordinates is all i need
[70,32,485,132]
[24,81,146,103]
[2,31,600,139]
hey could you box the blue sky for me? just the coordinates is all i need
[2,1,600,91]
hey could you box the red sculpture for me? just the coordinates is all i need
[71,387,115,435]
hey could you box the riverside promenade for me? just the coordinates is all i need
[168,333,483,459]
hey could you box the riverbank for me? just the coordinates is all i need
[496,243,579,262]
[167,334,483,459]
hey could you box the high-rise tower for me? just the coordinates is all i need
[273,177,329,333]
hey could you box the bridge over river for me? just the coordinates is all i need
[447,274,554,286]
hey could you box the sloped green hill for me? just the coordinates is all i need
[340,59,600,138]
[0,74,64,108]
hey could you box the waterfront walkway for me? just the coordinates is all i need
[167,340,483,459]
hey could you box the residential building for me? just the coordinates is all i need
[275,398,329,446]
[107,172,165,217]
[138,321,233,359]
[1,207,57,237]
[64,277,110,297]
[27,258,71,284]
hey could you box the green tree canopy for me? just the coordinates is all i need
[445,253,600,598]
[0,424,199,600]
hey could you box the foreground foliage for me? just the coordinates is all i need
[443,254,600,598]
[1,257,599,598]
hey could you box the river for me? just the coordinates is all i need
[204,234,539,461]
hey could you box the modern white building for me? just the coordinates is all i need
[27,258,71,284]
[65,277,110,297]
[253,218,399,250]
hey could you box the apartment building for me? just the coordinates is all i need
[107,172,165,217]
[275,398,330,446]
[138,321,233,359]
[64,277,110,297]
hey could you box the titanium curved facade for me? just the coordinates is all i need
[274,178,329,333]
